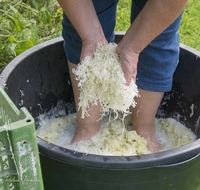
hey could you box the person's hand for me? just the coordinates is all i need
[116,42,139,86]
[80,35,108,61]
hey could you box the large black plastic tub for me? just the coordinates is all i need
[1,33,200,190]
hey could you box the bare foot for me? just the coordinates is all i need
[71,123,100,144]
[136,130,161,153]
[144,136,161,153]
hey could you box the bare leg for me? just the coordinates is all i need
[132,89,164,153]
[68,61,101,144]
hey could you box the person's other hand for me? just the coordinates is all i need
[116,43,139,86]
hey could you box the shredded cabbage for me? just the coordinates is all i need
[73,43,139,118]
[36,112,197,156]
[155,118,196,149]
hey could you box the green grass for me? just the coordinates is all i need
[0,0,199,71]
[116,0,132,31]
[0,0,62,71]
[179,0,200,50]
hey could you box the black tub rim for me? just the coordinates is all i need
[1,32,200,170]
[37,136,200,169]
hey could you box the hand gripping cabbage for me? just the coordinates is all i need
[73,43,139,118]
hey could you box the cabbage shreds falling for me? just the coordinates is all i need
[73,43,139,118]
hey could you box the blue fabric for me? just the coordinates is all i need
[62,0,182,92]
[62,0,118,64]
[131,0,182,92]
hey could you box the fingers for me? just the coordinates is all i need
[126,70,137,86]
[117,46,139,86]
[132,75,137,84]
[80,38,108,61]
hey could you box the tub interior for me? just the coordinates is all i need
[157,45,200,138]
[1,36,200,140]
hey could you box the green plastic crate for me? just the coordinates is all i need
[0,87,44,190]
